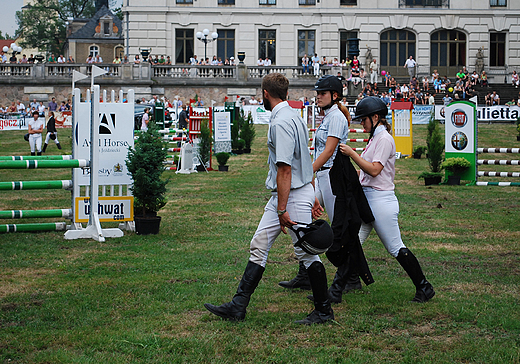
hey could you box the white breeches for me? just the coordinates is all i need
[249,184,321,269]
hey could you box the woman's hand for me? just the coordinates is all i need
[339,143,355,158]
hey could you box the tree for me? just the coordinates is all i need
[0,31,13,40]
[15,0,96,55]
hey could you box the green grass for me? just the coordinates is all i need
[1,123,519,363]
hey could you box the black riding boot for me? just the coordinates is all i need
[31,152,35,156]
[37,152,42,156]
[295,261,334,325]
[57,143,62,150]
[278,261,311,290]
[42,143,48,152]
[204,260,265,321]
[307,259,362,303]
[395,248,435,303]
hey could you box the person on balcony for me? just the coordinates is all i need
[302,53,309,74]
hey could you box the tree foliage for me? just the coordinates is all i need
[0,31,13,40]
[126,121,169,216]
[426,112,444,173]
[16,0,96,55]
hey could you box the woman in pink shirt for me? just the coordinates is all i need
[339,97,435,303]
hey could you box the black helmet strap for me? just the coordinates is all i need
[320,91,338,110]
[368,114,381,140]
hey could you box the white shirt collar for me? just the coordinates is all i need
[269,101,289,122]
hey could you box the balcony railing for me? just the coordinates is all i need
[152,65,237,78]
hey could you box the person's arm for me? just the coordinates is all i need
[276,163,296,234]
[339,143,384,177]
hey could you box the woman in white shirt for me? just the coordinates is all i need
[339,97,435,303]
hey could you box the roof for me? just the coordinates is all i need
[68,5,122,39]
[390,101,414,110]
[0,40,16,51]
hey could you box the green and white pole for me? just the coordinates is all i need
[0,209,72,219]
[0,155,73,161]
[0,159,88,169]
[0,222,67,233]
[0,180,73,191]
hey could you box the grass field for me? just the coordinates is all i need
[1,122,519,363]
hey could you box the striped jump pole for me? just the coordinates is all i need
[163,135,187,141]
[477,148,520,154]
[475,147,520,186]
[347,138,369,143]
[0,155,73,161]
[349,129,368,133]
[159,128,182,134]
[164,166,177,171]
[0,159,88,169]
[478,172,520,177]
[166,148,181,153]
[476,182,520,187]
[0,222,67,233]
[0,209,72,219]
[0,180,73,191]
[477,160,520,165]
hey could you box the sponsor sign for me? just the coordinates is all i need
[214,111,231,142]
[75,196,134,223]
[0,114,28,131]
[436,105,520,122]
[73,102,134,186]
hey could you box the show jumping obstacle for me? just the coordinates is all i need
[0,156,85,233]
[476,148,520,186]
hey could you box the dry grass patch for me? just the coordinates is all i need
[0,267,56,298]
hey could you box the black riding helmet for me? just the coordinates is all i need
[352,96,388,120]
[353,96,389,139]
[313,75,343,101]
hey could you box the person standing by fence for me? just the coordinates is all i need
[28,110,44,156]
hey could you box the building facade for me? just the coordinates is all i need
[123,0,518,80]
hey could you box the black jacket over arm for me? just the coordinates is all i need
[326,152,375,286]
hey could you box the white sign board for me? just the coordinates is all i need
[73,102,134,186]
[214,112,231,142]
[445,102,475,154]
[75,196,134,223]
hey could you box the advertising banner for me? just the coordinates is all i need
[436,105,520,122]
[73,102,134,186]
[75,196,134,223]
[0,114,28,131]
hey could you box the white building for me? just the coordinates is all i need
[123,0,518,80]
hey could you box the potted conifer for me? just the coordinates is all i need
[126,120,168,235]
[239,112,256,154]
[442,157,471,185]
[413,146,427,159]
[418,113,444,185]
[216,152,231,171]
[197,119,212,171]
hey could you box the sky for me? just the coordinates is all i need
[2,0,23,38]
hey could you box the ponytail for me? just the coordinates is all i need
[335,100,351,126]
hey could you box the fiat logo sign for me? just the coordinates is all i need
[451,109,467,128]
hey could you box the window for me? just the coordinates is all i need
[340,30,358,61]
[299,0,316,5]
[259,0,276,4]
[340,0,357,4]
[175,29,194,64]
[176,0,193,3]
[430,30,466,76]
[490,33,506,67]
[217,29,235,62]
[89,45,99,57]
[399,0,449,7]
[298,30,315,64]
[259,30,276,64]
[380,29,416,77]
[218,0,235,4]
[114,46,124,60]
[490,0,506,6]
